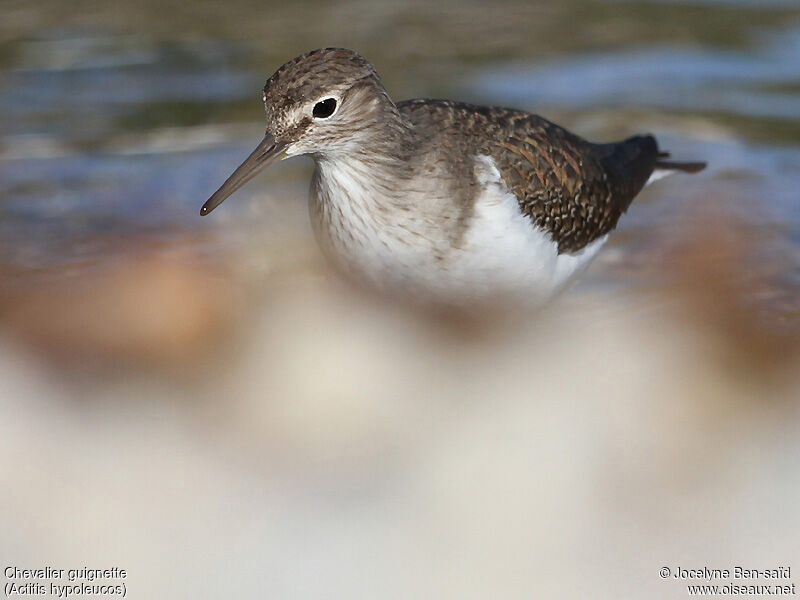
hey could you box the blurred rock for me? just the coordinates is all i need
[657,198,800,381]
[2,275,798,599]
[0,243,246,372]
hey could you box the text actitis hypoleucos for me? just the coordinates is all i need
[202,48,705,305]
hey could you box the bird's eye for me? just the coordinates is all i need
[313,98,337,119]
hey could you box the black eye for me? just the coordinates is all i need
[313,98,337,119]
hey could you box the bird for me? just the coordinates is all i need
[202,48,705,305]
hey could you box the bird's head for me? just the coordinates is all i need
[202,48,395,215]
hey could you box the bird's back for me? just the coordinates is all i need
[398,99,678,254]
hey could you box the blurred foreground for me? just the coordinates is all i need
[2,202,799,597]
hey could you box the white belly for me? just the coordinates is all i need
[439,156,607,303]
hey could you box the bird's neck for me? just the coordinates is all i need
[308,117,433,278]
[312,113,418,202]
[311,145,408,220]
[321,108,414,165]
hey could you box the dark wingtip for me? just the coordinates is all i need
[200,204,211,216]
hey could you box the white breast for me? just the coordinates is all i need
[310,157,450,286]
[310,154,607,305]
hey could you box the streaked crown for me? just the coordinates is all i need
[261,48,397,156]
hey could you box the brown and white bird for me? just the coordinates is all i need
[203,48,705,304]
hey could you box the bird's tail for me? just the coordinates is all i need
[647,152,706,186]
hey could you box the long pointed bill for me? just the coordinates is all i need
[201,133,286,215]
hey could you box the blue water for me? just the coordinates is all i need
[468,29,800,119]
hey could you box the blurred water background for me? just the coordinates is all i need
[1,0,799,598]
